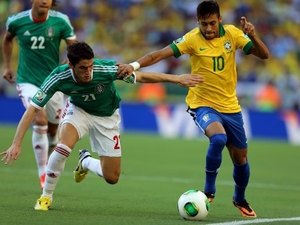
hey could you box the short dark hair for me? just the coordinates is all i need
[197,0,220,19]
[67,42,94,66]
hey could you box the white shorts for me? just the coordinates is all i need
[61,102,122,157]
[16,83,65,124]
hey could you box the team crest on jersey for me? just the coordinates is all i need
[46,27,55,38]
[224,40,232,52]
[34,90,46,103]
[95,84,104,94]
[173,37,185,44]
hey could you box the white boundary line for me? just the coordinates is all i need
[207,217,300,225]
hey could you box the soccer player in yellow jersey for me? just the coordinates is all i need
[118,0,269,218]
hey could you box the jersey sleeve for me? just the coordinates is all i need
[55,11,76,40]
[31,89,52,109]
[31,69,60,108]
[231,25,253,55]
[94,59,119,81]
[6,15,17,35]
[170,31,194,58]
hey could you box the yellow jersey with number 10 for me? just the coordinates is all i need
[170,24,253,113]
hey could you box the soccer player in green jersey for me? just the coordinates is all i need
[0,42,203,211]
[117,0,270,218]
[2,0,77,188]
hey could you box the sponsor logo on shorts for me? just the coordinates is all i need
[202,114,210,123]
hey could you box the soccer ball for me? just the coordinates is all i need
[177,189,210,220]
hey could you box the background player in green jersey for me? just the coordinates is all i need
[0,42,203,211]
[2,0,77,189]
[117,0,270,218]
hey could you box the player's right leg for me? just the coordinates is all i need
[188,107,226,201]
[34,122,79,211]
[46,91,65,153]
[35,103,89,210]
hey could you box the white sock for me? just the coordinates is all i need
[42,143,71,198]
[82,157,103,177]
[32,125,49,178]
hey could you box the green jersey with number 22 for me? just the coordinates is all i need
[6,9,76,86]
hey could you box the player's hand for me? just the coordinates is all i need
[0,144,21,165]
[177,74,204,87]
[117,63,135,79]
[3,68,15,84]
[240,17,255,37]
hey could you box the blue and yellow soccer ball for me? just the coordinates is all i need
[177,190,210,220]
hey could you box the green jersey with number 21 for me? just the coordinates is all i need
[31,59,136,117]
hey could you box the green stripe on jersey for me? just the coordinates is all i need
[32,59,121,117]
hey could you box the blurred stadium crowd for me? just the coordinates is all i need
[0,0,300,111]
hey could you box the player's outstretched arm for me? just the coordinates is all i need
[117,46,174,77]
[135,71,204,87]
[0,105,39,164]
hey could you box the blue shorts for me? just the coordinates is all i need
[187,107,247,149]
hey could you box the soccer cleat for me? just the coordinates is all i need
[204,192,215,203]
[40,173,46,189]
[34,196,52,211]
[233,199,257,218]
[74,149,91,183]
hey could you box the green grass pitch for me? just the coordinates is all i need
[0,125,299,225]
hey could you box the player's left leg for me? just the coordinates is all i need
[224,112,256,218]
[100,156,121,184]
[227,144,249,203]
[74,152,121,184]
[74,109,122,184]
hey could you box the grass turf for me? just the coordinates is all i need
[0,125,299,225]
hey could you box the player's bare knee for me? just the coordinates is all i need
[232,153,247,165]
[103,172,120,184]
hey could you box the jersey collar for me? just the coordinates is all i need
[219,24,225,37]
[29,9,49,23]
